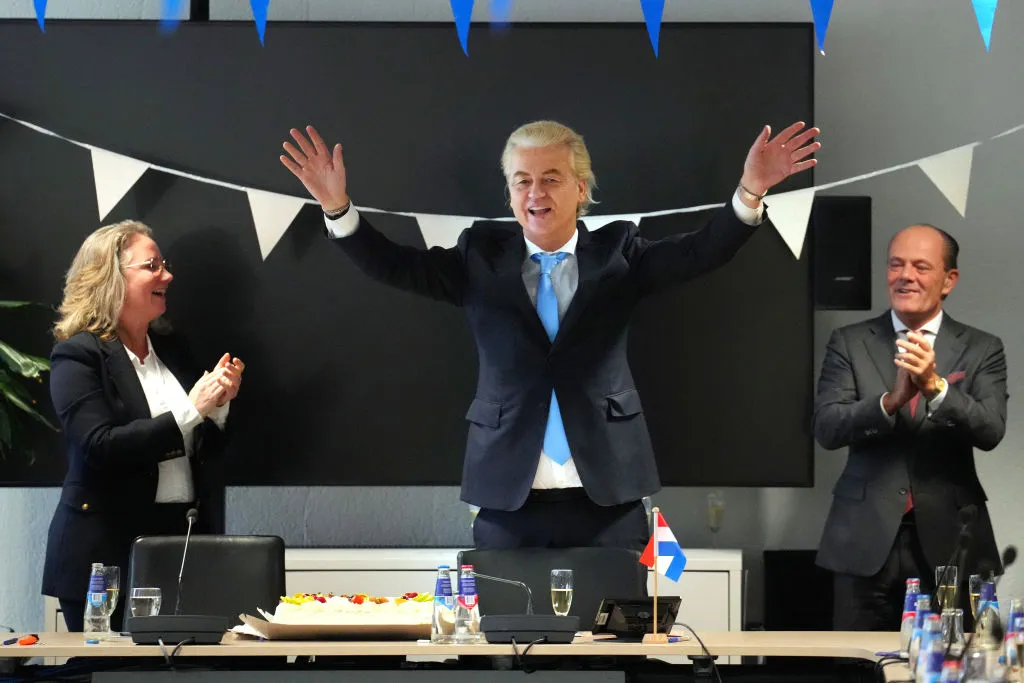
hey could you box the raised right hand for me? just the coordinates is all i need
[280,125,349,211]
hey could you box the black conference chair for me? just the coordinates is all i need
[457,547,647,629]
[127,534,285,628]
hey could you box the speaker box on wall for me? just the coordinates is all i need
[811,196,872,310]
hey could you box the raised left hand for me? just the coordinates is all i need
[740,121,821,197]
[895,332,941,396]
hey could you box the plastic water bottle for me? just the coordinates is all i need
[901,578,922,656]
[975,581,1000,646]
[83,562,110,641]
[909,595,932,674]
[453,565,483,644]
[430,565,456,643]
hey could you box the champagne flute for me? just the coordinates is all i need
[101,565,121,640]
[969,574,983,619]
[550,569,573,617]
[935,565,958,612]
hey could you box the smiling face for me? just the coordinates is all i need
[886,224,958,329]
[507,144,586,251]
[120,234,173,329]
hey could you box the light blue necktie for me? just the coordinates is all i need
[532,252,571,465]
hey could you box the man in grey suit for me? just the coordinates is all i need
[814,224,1007,631]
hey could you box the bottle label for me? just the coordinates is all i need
[458,594,478,609]
[435,574,453,597]
[459,574,477,596]
[88,591,107,608]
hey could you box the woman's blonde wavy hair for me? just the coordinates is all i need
[53,220,153,341]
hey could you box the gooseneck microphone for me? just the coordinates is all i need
[473,572,534,614]
[174,507,199,616]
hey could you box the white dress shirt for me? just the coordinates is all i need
[124,337,229,503]
[880,309,949,421]
[325,191,764,488]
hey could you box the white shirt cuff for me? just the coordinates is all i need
[880,394,897,424]
[324,206,361,238]
[926,382,949,416]
[207,401,231,430]
[171,402,204,457]
[731,190,765,226]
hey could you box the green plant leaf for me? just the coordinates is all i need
[0,341,50,379]
[0,372,58,431]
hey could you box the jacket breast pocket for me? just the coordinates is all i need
[606,389,643,420]
[832,475,866,501]
[465,399,501,429]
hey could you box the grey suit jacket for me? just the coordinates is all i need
[813,312,1007,577]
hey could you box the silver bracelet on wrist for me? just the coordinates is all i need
[737,183,767,203]
[323,200,352,218]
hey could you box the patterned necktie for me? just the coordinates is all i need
[533,252,571,465]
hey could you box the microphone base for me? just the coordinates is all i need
[480,614,579,644]
[126,615,230,645]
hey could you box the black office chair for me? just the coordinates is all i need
[127,534,285,627]
[457,547,647,628]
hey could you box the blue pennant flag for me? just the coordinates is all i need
[972,0,999,51]
[250,0,270,45]
[809,0,835,54]
[160,0,183,34]
[33,0,46,32]
[490,0,513,27]
[450,0,474,55]
[639,0,665,58]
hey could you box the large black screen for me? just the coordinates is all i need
[0,20,814,486]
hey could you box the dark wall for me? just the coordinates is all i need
[0,21,814,486]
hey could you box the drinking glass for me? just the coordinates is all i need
[130,587,163,618]
[101,565,120,640]
[550,569,573,617]
[969,574,983,619]
[935,565,958,611]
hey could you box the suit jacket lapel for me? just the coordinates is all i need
[934,314,968,378]
[494,231,550,347]
[864,312,898,391]
[101,336,152,421]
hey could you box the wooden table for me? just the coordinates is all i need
[1,629,899,659]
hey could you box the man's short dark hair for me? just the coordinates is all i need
[888,223,959,270]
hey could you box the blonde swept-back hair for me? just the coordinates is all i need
[500,120,598,217]
[53,220,153,341]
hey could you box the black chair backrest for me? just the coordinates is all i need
[128,534,285,624]
[457,547,646,628]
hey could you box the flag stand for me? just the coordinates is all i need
[642,506,669,644]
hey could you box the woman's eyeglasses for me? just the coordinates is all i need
[123,257,171,274]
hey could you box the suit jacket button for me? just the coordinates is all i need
[898,488,908,496]
[81,503,89,511]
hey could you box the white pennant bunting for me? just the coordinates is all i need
[246,189,306,260]
[917,145,976,217]
[579,214,644,232]
[90,148,150,221]
[415,214,480,249]
[764,188,816,259]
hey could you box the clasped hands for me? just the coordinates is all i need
[883,332,943,414]
[189,353,245,417]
